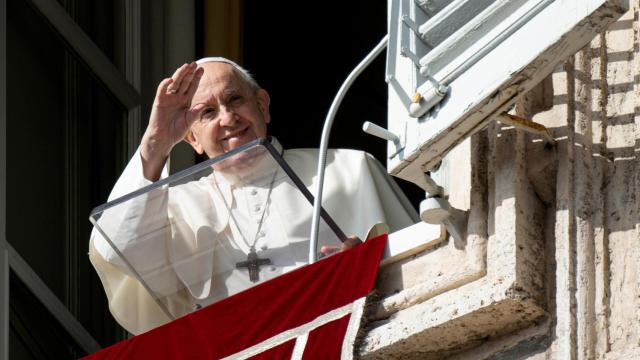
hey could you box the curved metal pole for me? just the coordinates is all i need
[308,35,389,264]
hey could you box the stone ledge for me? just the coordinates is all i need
[359,277,546,359]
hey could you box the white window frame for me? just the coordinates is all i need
[386,0,629,189]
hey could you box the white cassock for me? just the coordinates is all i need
[89,138,417,334]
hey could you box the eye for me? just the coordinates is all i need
[200,107,218,121]
[230,95,243,104]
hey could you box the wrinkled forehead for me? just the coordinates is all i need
[192,62,251,105]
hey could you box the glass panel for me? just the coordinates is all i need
[90,139,344,322]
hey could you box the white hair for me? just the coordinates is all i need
[195,57,260,91]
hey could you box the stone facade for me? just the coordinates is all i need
[359,2,640,359]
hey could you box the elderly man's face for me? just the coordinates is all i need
[185,62,270,159]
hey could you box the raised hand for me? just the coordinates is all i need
[140,62,205,180]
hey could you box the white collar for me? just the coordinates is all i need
[213,137,284,187]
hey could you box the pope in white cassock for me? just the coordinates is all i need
[89,58,417,335]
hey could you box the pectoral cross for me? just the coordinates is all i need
[236,248,272,282]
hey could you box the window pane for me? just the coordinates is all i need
[7,0,127,351]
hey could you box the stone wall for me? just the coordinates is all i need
[359,2,640,359]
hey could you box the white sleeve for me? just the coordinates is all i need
[88,150,193,334]
[90,148,177,292]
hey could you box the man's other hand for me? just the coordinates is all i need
[319,235,362,257]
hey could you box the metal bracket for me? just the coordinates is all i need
[401,14,420,33]
[400,14,424,68]
[362,121,405,159]
[400,46,423,66]
[386,0,416,116]
[409,81,449,118]
[419,174,467,243]
[414,0,436,14]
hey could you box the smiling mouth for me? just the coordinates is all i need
[220,126,249,142]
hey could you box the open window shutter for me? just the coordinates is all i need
[386,0,628,188]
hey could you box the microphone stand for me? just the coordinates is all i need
[308,35,389,264]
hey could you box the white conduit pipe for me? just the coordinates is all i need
[308,35,389,264]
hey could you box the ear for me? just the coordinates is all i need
[256,89,271,124]
[183,129,205,155]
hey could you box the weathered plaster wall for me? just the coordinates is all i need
[360,2,640,359]
[505,5,639,359]
[448,3,640,359]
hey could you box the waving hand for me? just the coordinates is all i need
[140,62,205,180]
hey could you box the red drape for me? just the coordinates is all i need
[84,234,387,359]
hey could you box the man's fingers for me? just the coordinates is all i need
[154,64,202,109]
[185,67,204,101]
[178,64,199,94]
[169,63,190,91]
[169,62,195,93]
[319,236,362,258]
[167,63,187,93]
[320,245,340,256]
[340,236,362,251]
[156,78,174,99]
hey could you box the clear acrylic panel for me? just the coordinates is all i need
[89,138,345,321]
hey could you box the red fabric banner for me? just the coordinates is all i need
[84,234,387,359]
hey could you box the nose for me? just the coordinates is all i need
[218,106,237,127]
